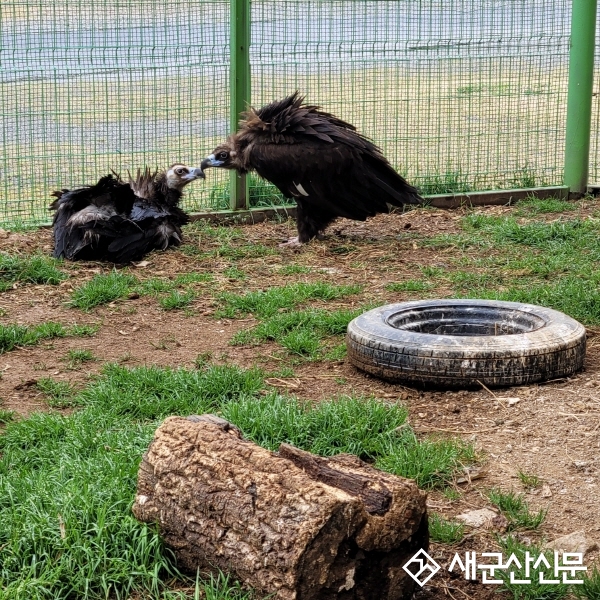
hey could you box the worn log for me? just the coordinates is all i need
[132,414,428,600]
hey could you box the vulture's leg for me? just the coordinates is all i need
[279,202,334,247]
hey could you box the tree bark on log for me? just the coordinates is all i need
[132,414,429,600]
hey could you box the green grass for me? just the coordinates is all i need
[134,273,211,300]
[231,306,365,360]
[172,273,213,286]
[0,322,95,354]
[0,363,474,599]
[420,212,600,325]
[488,488,547,530]
[375,432,476,489]
[70,271,209,312]
[218,282,362,319]
[514,197,579,216]
[36,377,78,408]
[497,536,571,600]
[221,394,474,488]
[223,266,247,280]
[574,566,600,600]
[278,265,312,275]
[67,323,99,337]
[417,170,472,195]
[0,408,16,423]
[517,470,542,490]
[69,271,138,310]
[135,277,177,296]
[0,253,67,291]
[64,349,95,368]
[428,513,465,544]
[222,283,365,360]
[158,290,196,311]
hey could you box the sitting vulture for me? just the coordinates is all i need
[201,92,423,245]
[50,164,204,262]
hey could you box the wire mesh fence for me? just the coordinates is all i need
[589,25,600,185]
[0,0,231,226]
[0,0,595,226]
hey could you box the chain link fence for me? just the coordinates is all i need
[0,0,596,226]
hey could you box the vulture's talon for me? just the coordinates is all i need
[278,236,303,248]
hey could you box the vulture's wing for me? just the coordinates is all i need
[50,175,136,260]
[51,187,99,259]
[249,140,420,220]
[103,201,189,263]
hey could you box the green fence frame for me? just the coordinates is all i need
[229,0,251,210]
[0,0,598,225]
[564,0,598,194]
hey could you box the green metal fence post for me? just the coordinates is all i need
[564,0,598,195]
[230,0,251,210]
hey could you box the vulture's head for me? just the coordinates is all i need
[165,164,205,190]
[200,139,241,172]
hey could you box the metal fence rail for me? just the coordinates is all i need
[0,1,597,226]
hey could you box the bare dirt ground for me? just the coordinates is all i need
[1,204,599,599]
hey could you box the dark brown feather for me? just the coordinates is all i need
[205,92,423,243]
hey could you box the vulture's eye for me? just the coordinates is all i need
[218,152,228,160]
[175,167,186,175]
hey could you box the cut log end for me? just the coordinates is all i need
[133,414,429,600]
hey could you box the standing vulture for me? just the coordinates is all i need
[200,92,423,245]
[50,164,204,263]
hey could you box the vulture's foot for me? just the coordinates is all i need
[278,236,303,248]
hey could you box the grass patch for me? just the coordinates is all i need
[214,242,277,260]
[421,212,600,325]
[36,377,78,408]
[224,394,475,488]
[0,253,67,290]
[428,513,465,544]
[514,197,579,216]
[0,364,266,599]
[488,488,547,530]
[418,170,472,195]
[517,470,542,490]
[375,432,476,489]
[173,273,213,285]
[218,282,362,319]
[574,566,600,600]
[0,321,95,354]
[134,273,211,299]
[278,265,313,275]
[67,323,99,337]
[497,536,571,599]
[0,362,474,599]
[69,271,138,310]
[158,289,196,311]
[223,266,247,280]
[207,174,290,210]
[135,277,176,296]
[64,348,95,368]
[0,408,16,423]
[231,306,365,360]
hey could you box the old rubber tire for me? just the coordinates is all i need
[346,299,586,387]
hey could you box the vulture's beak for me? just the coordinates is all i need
[200,154,224,170]
[190,167,205,180]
